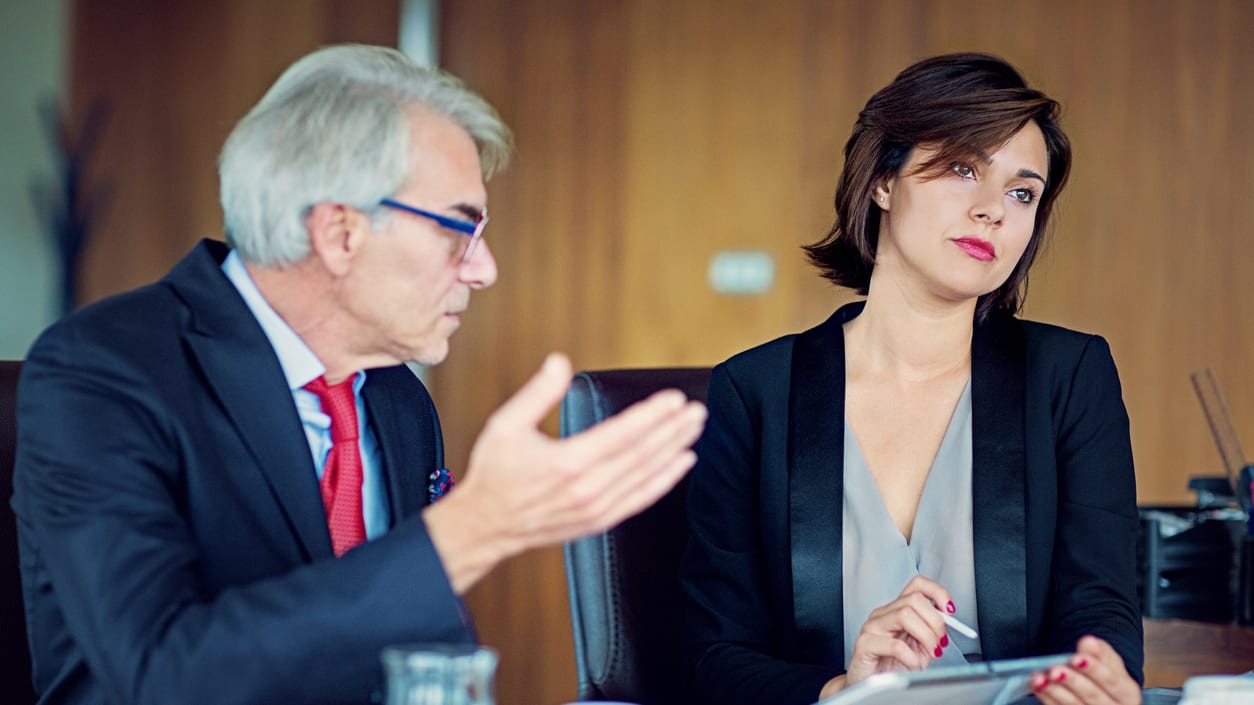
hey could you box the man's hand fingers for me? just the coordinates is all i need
[505,447,698,545]
[560,388,696,465]
[528,400,704,537]
[488,353,573,429]
[459,363,706,555]
[562,400,705,500]
[583,448,697,534]
[580,398,706,482]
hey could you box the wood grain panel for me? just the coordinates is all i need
[1014,0,1254,504]
[71,0,400,307]
[438,3,632,704]
[1144,618,1254,687]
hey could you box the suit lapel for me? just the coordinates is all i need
[787,302,1029,662]
[361,367,441,522]
[970,314,1028,657]
[788,302,862,666]
[170,240,333,560]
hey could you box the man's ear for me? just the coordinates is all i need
[306,202,370,277]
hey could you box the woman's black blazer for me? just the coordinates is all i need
[680,302,1143,705]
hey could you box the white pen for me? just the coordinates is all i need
[938,610,978,639]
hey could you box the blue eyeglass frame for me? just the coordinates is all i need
[378,197,488,264]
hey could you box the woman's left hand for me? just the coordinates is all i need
[1030,635,1140,705]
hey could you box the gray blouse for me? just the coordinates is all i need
[841,380,982,668]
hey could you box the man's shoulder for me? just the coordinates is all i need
[28,240,235,360]
[31,281,182,359]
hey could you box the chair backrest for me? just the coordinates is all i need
[1,360,37,704]
[561,367,711,705]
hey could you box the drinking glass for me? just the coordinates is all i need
[382,644,498,705]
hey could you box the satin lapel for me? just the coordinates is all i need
[361,367,440,522]
[172,240,333,560]
[788,302,862,666]
[971,314,1028,657]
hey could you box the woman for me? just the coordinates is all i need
[680,53,1142,705]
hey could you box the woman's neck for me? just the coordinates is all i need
[844,283,976,384]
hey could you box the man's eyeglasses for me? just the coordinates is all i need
[379,198,488,264]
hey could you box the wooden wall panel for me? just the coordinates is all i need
[438,4,633,702]
[71,0,400,306]
[1013,0,1254,505]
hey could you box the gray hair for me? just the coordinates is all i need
[219,44,512,266]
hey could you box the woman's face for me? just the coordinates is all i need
[872,121,1048,307]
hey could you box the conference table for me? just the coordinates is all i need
[1143,617,1254,687]
[1135,617,1254,704]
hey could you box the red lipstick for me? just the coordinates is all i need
[953,237,995,262]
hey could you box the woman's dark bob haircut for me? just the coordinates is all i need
[803,53,1071,321]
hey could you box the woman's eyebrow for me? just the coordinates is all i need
[981,153,1047,185]
[1017,168,1046,185]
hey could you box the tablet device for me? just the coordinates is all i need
[814,653,1071,705]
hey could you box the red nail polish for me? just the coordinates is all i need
[1053,670,1066,683]
[934,646,943,657]
[946,601,956,614]
[940,634,949,648]
[1076,658,1088,669]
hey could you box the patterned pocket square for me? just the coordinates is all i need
[427,467,456,504]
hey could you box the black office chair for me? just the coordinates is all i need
[1,360,37,705]
[561,367,711,705]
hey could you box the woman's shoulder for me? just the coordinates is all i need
[1017,317,1104,345]
[717,332,798,381]
[1000,315,1119,380]
[717,302,856,377]
[1012,317,1111,354]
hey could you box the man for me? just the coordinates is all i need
[12,45,706,705]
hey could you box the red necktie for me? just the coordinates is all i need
[303,375,367,556]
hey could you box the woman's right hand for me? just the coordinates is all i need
[824,575,956,696]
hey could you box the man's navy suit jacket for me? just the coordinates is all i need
[12,240,473,705]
